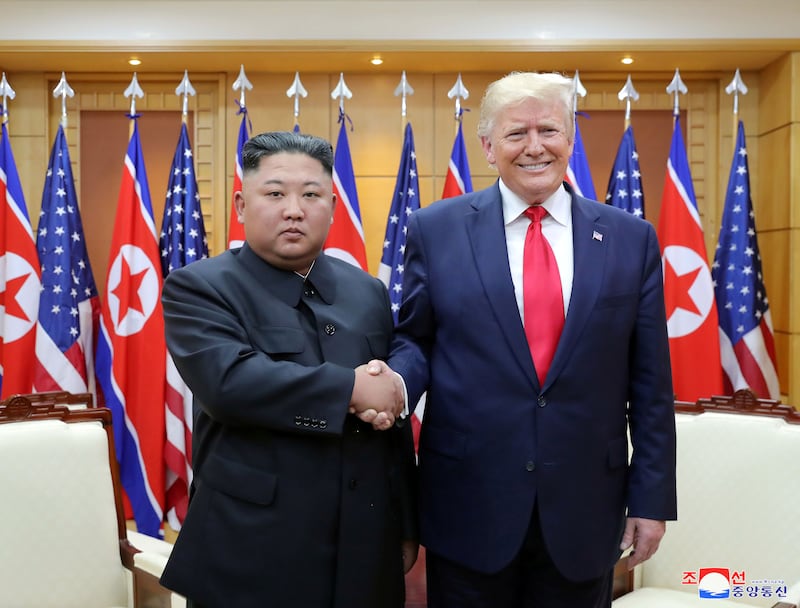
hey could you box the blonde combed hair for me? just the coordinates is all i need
[477,72,575,142]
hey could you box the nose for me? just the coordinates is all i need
[283,195,304,219]
[524,133,544,155]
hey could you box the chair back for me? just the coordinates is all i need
[0,394,131,607]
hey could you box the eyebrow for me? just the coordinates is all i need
[260,178,324,187]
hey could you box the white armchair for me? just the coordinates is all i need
[613,390,800,608]
[0,394,182,608]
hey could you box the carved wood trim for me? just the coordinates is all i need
[675,388,800,424]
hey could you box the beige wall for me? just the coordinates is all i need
[4,53,799,403]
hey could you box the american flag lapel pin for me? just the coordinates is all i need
[592,230,603,242]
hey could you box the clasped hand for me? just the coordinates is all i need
[349,359,404,431]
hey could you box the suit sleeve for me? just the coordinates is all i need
[626,223,678,520]
[162,266,352,436]
[389,212,433,409]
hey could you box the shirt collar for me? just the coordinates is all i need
[500,179,571,227]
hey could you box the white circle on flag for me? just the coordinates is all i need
[107,244,160,337]
[0,251,40,342]
[662,245,714,338]
[324,247,362,269]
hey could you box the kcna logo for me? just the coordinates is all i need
[682,568,788,601]
[697,568,737,599]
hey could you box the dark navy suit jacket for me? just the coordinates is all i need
[389,182,676,582]
[160,244,416,607]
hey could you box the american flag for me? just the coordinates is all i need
[712,120,779,399]
[378,122,420,323]
[324,110,368,270]
[226,109,249,249]
[605,125,644,217]
[657,116,723,401]
[160,121,208,530]
[34,124,100,395]
[565,117,596,201]
[95,118,166,536]
[441,116,473,199]
[0,120,41,397]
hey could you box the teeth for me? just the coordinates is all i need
[521,162,548,170]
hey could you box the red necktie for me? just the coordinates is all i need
[523,205,564,385]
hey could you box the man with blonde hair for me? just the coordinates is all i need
[385,71,677,607]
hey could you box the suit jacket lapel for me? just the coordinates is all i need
[466,185,538,390]
[543,191,607,390]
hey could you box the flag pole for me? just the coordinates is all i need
[447,73,469,136]
[394,70,414,131]
[617,74,638,131]
[124,72,144,137]
[725,68,748,139]
[666,68,688,123]
[286,72,307,132]
[176,70,196,126]
[53,72,75,129]
[0,73,16,128]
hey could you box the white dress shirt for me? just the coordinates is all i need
[500,179,574,323]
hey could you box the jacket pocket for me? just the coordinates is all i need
[250,326,306,355]
[202,453,277,505]
[595,293,638,309]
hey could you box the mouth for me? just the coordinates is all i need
[519,161,550,171]
[282,227,304,238]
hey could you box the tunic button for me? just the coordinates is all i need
[324,324,336,335]
[526,461,536,472]
[537,395,547,408]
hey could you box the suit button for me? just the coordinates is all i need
[537,396,546,407]
[324,323,336,335]
[525,461,536,472]
[348,479,358,490]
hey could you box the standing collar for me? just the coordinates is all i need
[236,243,336,306]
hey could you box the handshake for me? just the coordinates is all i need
[349,359,405,431]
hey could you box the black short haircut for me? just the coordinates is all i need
[241,131,334,176]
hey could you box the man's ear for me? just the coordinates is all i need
[480,136,496,166]
[330,192,337,224]
[233,191,245,224]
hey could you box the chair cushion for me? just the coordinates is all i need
[614,587,764,608]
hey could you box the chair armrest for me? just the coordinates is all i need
[612,555,633,599]
[123,533,184,608]
[771,579,800,608]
